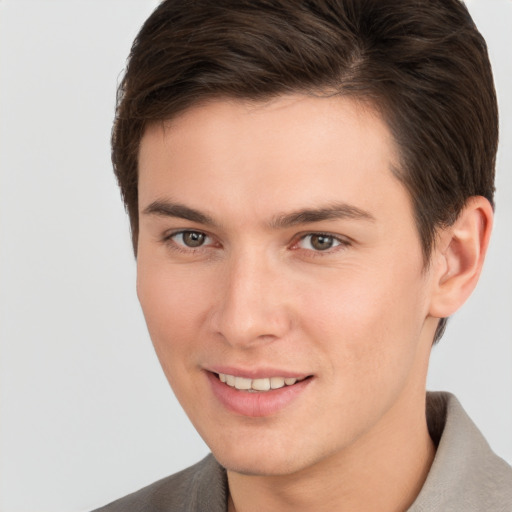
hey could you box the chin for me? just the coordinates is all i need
[206,430,329,477]
[215,452,307,477]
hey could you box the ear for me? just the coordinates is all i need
[428,196,493,319]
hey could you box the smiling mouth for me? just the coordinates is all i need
[216,373,310,392]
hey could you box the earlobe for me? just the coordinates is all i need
[429,196,493,319]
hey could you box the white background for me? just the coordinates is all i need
[0,1,510,511]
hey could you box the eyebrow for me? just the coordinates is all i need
[269,203,376,229]
[142,200,375,228]
[143,200,216,226]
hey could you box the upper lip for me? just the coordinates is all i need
[206,366,312,380]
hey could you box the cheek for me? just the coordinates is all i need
[136,258,214,368]
[136,260,221,417]
[297,257,429,382]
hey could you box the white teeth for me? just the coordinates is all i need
[218,373,304,392]
[270,376,285,389]
[252,378,271,391]
[234,377,252,390]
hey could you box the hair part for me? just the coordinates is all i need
[112,0,498,342]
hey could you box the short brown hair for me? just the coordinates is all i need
[112,0,498,341]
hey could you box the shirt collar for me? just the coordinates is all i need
[407,391,512,511]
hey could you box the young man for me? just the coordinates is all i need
[95,0,512,510]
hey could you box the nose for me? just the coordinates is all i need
[210,249,293,348]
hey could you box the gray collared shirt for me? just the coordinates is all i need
[94,392,512,511]
[409,392,512,511]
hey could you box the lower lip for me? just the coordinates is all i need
[206,372,312,418]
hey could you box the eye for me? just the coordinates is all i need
[170,230,211,248]
[296,233,345,252]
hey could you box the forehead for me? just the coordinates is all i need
[137,94,407,225]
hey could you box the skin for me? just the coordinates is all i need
[136,95,492,512]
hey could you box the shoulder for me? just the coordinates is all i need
[410,392,512,511]
[91,454,227,512]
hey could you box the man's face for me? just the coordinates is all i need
[137,95,438,476]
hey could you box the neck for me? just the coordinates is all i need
[227,391,435,512]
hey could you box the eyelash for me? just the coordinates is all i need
[162,230,351,256]
[292,232,351,256]
[162,230,216,254]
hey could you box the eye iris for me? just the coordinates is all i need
[183,231,205,247]
[311,234,334,251]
